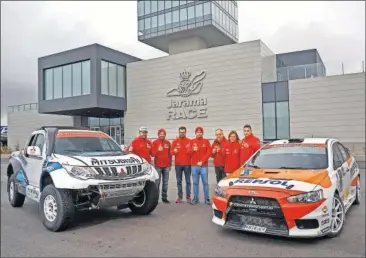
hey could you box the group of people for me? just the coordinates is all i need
[126,125,261,205]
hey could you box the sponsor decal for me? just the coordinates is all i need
[321,226,331,234]
[321,206,328,214]
[91,157,141,166]
[321,213,330,218]
[232,202,274,210]
[248,190,258,195]
[350,161,358,177]
[233,178,295,190]
[336,168,344,192]
[26,186,40,201]
[240,169,253,176]
[321,218,330,226]
[164,144,169,148]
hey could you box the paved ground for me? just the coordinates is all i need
[1,162,365,257]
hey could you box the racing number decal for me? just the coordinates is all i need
[336,168,344,192]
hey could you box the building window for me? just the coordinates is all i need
[44,69,53,100]
[165,11,172,29]
[108,63,117,96]
[151,0,158,13]
[138,1,144,16]
[262,81,290,140]
[165,0,172,9]
[100,60,126,98]
[172,10,179,27]
[43,60,91,100]
[158,0,165,11]
[72,62,82,96]
[172,0,179,8]
[180,7,187,25]
[195,3,203,22]
[82,60,91,95]
[187,6,195,24]
[63,64,72,98]
[263,103,276,140]
[144,0,150,15]
[53,67,63,99]
[101,61,109,95]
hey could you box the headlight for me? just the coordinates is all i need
[64,166,96,180]
[215,185,227,198]
[142,161,152,174]
[287,189,323,203]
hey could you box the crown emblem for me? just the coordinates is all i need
[180,70,191,81]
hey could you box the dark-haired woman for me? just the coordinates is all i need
[222,131,241,176]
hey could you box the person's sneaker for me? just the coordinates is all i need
[205,199,211,205]
[162,199,170,203]
[186,197,192,203]
[190,199,199,205]
[175,198,183,204]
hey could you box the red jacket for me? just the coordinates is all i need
[129,137,152,163]
[188,137,212,166]
[151,139,171,167]
[211,138,228,167]
[171,137,191,166]
[240,134,261,165]
[222,141,241,173]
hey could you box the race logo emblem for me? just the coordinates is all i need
[167,70,207,98]
[321,206,328,214]
[248,190,257,195]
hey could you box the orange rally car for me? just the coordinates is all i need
[212,138,361,238]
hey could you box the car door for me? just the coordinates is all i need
[24,132,46,187]
[335,142,352,201]
[332,142,347,198]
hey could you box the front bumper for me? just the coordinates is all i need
[212,195,333,238]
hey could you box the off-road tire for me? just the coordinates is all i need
[129,181,159,215]
[8,174,25,207]
[326,194,345,238]
[353,176,361,205]
[39,184,75,232]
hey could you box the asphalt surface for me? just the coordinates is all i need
[1,162,365,257]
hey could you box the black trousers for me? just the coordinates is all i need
[214,166,225,183]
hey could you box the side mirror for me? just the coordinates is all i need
[27,146,41,157]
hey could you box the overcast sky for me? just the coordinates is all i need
[1,1,365,125]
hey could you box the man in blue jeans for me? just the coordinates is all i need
[171,126,192,203]
[188,127,212,205]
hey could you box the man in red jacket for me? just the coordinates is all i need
[151,128,171,203]
[189,127,212,205]
[171,126,192,204]
[211,128,227,183]
[128,127,152,163]
[240,124,261,166]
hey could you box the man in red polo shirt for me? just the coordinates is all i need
[171,126,192,204]
[240,124,261,166]
[188,126,212,205]
[128,127,152,163]
[211,128,227,183]
[151,128,171,203]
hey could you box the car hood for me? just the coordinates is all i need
[52,153,145,167]
[219,167,332,193]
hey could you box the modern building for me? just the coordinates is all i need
[7,1,365,160]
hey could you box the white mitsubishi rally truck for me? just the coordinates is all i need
[6,126,160,232]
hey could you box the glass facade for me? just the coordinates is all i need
[101,60,126,98]
[137,0,238,42]
[43,60,91,100]
[88,117,124,144]
[262,81,290,141]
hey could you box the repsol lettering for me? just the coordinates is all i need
[91,157,140,166]
[233,178,295,189]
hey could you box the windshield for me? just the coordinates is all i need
[246,144,328,170]
[54,131,123,156]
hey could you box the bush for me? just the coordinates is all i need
[0,146,12,154]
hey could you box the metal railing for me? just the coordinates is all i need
[8,103,38,113]
[264,61,365,82]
